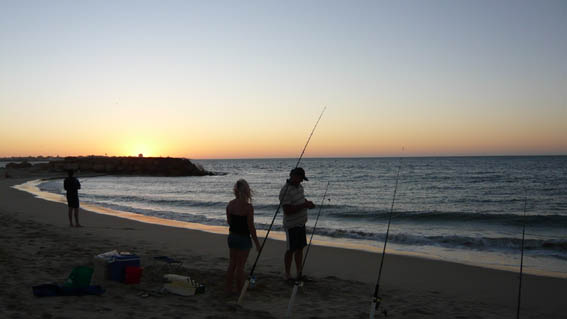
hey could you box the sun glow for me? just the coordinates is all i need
[124,142,156,158]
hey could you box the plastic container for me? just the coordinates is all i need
[124,266,143,284]
[108,254,140,282]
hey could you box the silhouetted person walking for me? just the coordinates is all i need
[64,170,81,227]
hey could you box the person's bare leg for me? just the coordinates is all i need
[226,249,236,293]
[284,250,293,279]
[235,250,250,292]
[74,208,81,227]
[294,248,303,279]
[68,207,74,227]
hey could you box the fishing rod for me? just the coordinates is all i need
[300,181,330,278]
[370,156,403,318]
[286,181,330,317]
[516,189,528,319]
[238,106,326,305]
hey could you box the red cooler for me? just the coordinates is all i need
[124,266,143,284]
[108,254,140,282]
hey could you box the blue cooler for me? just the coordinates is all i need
[108,254,140,282]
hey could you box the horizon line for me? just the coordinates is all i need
[1,153,566,161]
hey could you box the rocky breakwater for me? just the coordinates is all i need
[5,161,33,169]
[42,156,212,176]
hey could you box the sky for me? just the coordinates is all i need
[1,0,565,159]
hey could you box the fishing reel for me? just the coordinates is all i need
[249,275,257,289]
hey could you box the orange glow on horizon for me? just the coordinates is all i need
[1,117,566,159]
[1,134,566,159]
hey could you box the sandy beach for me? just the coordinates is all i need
[1,173,566,319]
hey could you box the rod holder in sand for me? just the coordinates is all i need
[286,283,299,317]
[237,279,249,305]
[369,301,376,319]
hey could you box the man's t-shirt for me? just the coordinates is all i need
[279,181,308,229]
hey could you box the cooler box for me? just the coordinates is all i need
[124,266,143,284]
[108,254,140,282]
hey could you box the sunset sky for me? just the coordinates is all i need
[1,1,565,159]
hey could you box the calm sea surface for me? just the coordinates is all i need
[35,156,567,277]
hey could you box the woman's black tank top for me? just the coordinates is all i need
[229,214,250,236]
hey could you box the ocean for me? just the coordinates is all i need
[32,156,567,278]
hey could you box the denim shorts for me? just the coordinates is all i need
[227,232,252,251]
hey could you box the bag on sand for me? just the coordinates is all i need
[63,266,93,289]
[163,274,205,296]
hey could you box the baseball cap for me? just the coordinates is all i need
[290,167,309,181]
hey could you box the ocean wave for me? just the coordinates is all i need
[324,208,567,227]
[82,200,227,226]
[83,193,225,208]
[72,194,567,259]
[310,226,567,255]
[83,193,289,215]
[39,178,566,229]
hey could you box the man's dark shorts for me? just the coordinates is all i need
[285,226,307,252]
[67,195,79,208]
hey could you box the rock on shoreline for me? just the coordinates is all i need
[35,156,212,176]
[5,161,33,169]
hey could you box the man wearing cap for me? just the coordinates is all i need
[279,167,316,280]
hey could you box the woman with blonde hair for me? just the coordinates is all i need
[225,179,260,294]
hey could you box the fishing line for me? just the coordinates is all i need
[286,181,330,317]
[516,189,528,319]
[370,154,403,318]
[238,106,326,305]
